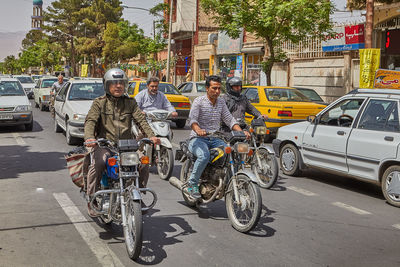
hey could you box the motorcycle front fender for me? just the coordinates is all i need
[257,145,275,155]
[159,137,172,149]
[130,188,142,201]
[235,169,259,184]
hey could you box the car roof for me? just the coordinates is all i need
[243,86,297,89]
[348,88,400,98]
[67,79,103,84]
[0,78,20,82]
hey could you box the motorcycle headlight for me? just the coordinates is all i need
[15,105,32,112]
[235,143,249,154]
[255,126,267,135]
[73,113,86,122]
[120,152,140,166]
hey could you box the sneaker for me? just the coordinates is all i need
[187,184,201,199]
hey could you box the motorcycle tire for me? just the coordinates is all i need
[180,160,197,207]
[225,174,262,233]
[252,148,279,189]
[123,199,143,261]
[157,147,174,180]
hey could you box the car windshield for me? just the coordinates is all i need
[139,83,180,95]
[41,79,58,88]
[296,88,323,102]
[16,76,34,84]
[68,83,105,100]
[265,88,311,102]
[0,81,25,96]
[196,83,206,92]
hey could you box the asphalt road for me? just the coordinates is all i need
[0,101,399,267]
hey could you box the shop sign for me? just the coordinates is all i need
[322,24,365,52]
[360,48,381,89]
[374,69,400,89]
[217,31,243,55]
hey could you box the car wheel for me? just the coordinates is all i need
[54,118,62,133]
[25,120,33,131]
[66,121,78,145]
[381,165,400,208]
[280,143,301,176]
[175,119,186,129]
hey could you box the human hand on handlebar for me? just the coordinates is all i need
[244,130,251,140]
[196,128,207,136]
[85,138,97,147]
[171,111,178,117]
[261,114,268,120]
[150,136,161,145]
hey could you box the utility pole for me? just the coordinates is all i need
[166,0,174,82]
[365,0,374,48]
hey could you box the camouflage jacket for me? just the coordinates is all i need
[84,94,155,143]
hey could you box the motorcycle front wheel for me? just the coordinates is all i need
[157,147,174,180]
[252,148,279,189]
[123,198,143,260]
[180,160,197,207]
[225,175,262,233]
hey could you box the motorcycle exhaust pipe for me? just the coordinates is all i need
[169,176,183,190]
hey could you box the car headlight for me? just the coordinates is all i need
[73,114,86,122]
[235,143,250,154]
[120,152,140,166]
[15,105,32,112]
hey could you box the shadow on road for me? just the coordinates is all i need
[0,145,66,179]
[247,205,276,237]
[0,120,43,133]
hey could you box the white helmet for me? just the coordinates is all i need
[103,68,128,95]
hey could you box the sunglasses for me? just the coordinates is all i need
[109,80,125,85]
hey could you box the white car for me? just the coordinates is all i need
[273,89,400,207]
[13,75,36,99]
[0,78,33,131]
[54,79,104,145]
[34,77,58,111]
[177,81,206,102]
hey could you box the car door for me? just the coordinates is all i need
[55,83,70,129]
[347,98,400,181]
[301,97,365,173]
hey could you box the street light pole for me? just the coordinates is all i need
[166,0,174,83]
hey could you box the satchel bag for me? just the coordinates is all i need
[65,147,89,189]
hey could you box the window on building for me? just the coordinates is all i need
[198,60,209,81]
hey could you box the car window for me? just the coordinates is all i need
[358,99,399,132]
[15,76,34,84]
[68,83,105,100]
[181,83,193,93]
[57,83,69,100]
[127,82,136,95]
[297,88,323,102]
[319,98,364,127]
[41,79,58,88]
[265,88,311,102]
[0,81,25,96]
[244,88,259,103]
[139,83,180,95]
[177,83,186,90]
[196,83,206,92]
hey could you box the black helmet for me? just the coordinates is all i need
[226,77,243,97]
[103,68,128,95]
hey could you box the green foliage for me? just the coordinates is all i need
[3,55,19,74]
[201,0,333,85]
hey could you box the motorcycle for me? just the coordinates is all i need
[132,109,174,180]
[247,118,279,189]
[170,131,262,233]
[85,138,157,261]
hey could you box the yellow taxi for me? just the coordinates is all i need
[128,81,191,128]
[243,86,326,134]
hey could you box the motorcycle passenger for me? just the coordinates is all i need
[84,68,160,217]
[187,75,250,199]
[221,77,268,133]
[134,77,178,117]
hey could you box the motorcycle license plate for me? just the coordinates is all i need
[0,114,13,120]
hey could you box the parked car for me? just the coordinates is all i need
[128,81,191,128]
[13,75,36,99]
[273,88,400,207]
[177,81,206,102]
[34,77,58,111]
[54,79,104,145]
[242,86,326,134]
[0,78,33,131]
[31,75,43,82]
[294,87,328,106]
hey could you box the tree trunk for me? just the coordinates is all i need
[365,0,374,48]
[262,40,275,86]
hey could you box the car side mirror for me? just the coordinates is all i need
[307,115,316,123]
[55,95,64,102]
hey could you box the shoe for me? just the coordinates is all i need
[87,202,99,218]
[187,184,201,199]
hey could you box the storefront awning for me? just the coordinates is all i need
[241,46,264,54]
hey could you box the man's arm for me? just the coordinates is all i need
[245,98,261,118]
[131,98,155,138]
[134,91,144,110]
[161,93,176,113]
[84,99,101,146]
[188,98,205,135]
[221,100,238,130]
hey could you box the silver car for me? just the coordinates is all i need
[177,81,206,102]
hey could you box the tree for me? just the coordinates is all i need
[3,55,19,74]
[22,30,45,49]
[347,0,400,9]
[201,0,333,85]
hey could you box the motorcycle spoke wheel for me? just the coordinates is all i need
[226,175,262,233]
[157,148,174,180]
[123,199,143,260]
[253,149,279,189]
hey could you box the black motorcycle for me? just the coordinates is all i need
[170,131,262,233]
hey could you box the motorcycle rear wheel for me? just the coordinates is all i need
[124,199,143,261]
[225,175,262,233]
[157,147,174,180]
[180,160,197,207]
[252,148,279,189]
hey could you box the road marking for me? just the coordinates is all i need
[393,224,400,230]
[287,186,318,196]
[53,193,124,267]
[172,142,180,149]
[332,202,371,215]
[12,133,26,145]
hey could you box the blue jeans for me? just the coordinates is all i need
[188,137,226,186]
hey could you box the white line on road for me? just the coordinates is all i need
[287,186,318,196]
[332,202,372,215]
[12,133,26,145]
[53,193,124,267]
[392,224,400,230]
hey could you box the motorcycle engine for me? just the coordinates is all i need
[199,166,225,200]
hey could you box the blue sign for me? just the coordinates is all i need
[236,55,243,70]
[322,43,365,52]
